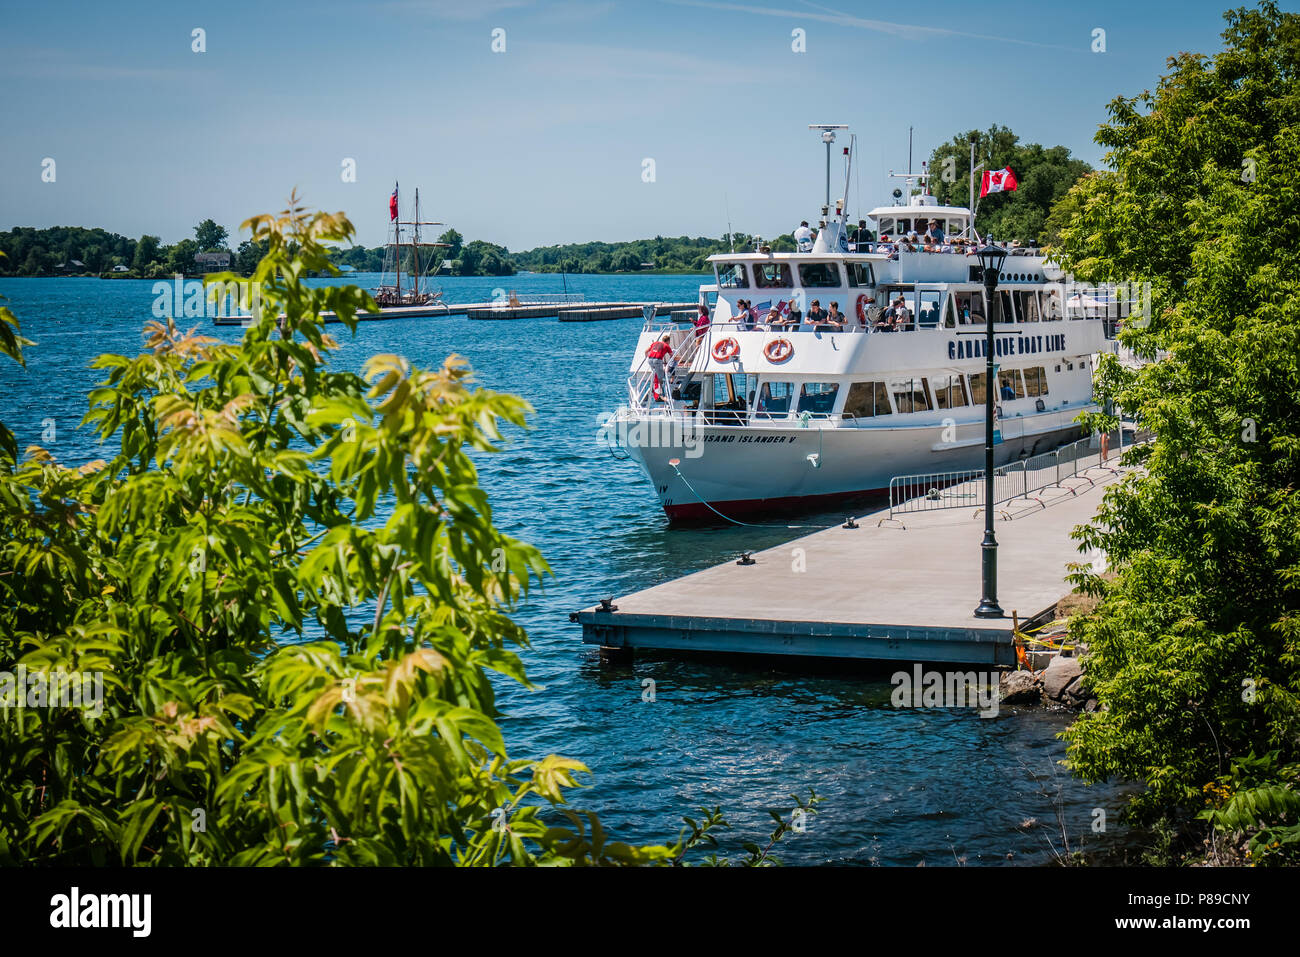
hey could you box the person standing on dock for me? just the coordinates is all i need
[646,334,675,410]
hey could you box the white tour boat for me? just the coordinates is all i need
[606,128,1128,521]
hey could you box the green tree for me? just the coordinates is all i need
[194,219,229,252]
[165,238,199,276]
[236,238,268,276]
[0,196,685,866]
[132,235,162,273]
[1054,2,1300,863]
[437,228,463,260]
[928,126,1091,243]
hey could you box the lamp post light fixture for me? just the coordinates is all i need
[974,239,1008,619]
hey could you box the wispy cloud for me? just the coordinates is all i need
[524,37,764,83]
[663,0,1079,51]
[381,0,615,22]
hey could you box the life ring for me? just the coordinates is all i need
[764,338,794,362]
[712,337,740,361]
[856,293,871,323]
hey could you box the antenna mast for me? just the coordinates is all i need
[809,124,848,213]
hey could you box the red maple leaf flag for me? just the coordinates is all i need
[389,185,399,221]
[980,167,1018,197]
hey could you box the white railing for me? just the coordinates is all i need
[887,427,1150,520]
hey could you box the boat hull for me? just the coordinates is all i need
[613,409,1089,522]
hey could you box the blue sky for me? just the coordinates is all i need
[0,0,1267,250]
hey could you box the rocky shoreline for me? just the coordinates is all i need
[999,650,1098,711]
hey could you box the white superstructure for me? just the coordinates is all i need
[606,131,1128,521]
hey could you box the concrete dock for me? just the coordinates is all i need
[573,464,1124,666]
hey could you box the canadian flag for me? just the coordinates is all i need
[389,185,399,221]
[980,167,1018,197]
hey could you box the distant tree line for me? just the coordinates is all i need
[0,219,239,278]
[328,229,513,277]
[508,232,794,275]
[0,132,1087,281]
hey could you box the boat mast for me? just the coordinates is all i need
[394,182,401,300]
[413,188,421,299]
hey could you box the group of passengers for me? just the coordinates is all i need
[719,298,864,332]
[872,294,911,332]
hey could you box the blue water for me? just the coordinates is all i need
[0,273,1135,865]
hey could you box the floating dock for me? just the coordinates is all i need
[573,465,1126,666]
[471,302,695,321]
[214,300,697,325]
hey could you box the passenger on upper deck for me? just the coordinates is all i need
[805,299,827,326]
[925,218,945,245]
[793,221,814,251]
[850,219,873,250]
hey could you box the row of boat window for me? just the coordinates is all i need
[706,363,1076,419]
[718,261,875,290]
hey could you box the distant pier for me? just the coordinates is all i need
[214,298,697,325]
[572,461,1127,667]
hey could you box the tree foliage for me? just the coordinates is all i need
[928,125,1092,244]
[0,196,685,865]
[1053,2,1300,863]
[0,196,826,867]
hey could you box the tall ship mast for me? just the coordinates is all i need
[374,183,449,308]
[606,126,1135,521]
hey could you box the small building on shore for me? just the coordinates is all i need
[194,251,231,273]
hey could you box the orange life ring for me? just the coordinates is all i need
[764,338,794,362]
[856,293,870,323]
[712,337,740,361]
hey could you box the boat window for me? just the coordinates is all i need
[1042,289,1064,321]
[996,290,1015,323]
[1022,366,1049,397]
[798,262,841,288]
[890,377,932,414]
[756,381,794,416]
[968,372,988,405]
[951,290,982,325]
[754,262,793,289]
[998,369,1025,400]
[844,381,890,418]
[1014,290,1040,322]
[877,217,894,235]
[797,381,840,414]
[916,289,942,327]
[932,374,969,409]
[716,262,749,289]
[845,262,874,287]
[947,218,967,237]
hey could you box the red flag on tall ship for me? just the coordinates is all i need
[389,185,399,221]
[980,167,1018,197]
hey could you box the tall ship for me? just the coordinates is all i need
[608,126,1129,521]
[373,183,447,308]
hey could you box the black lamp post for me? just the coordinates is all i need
[974,240,1008,618]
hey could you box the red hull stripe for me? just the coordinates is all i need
[663,486,891,521]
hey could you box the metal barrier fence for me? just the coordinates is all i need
[887,427,1150,520]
